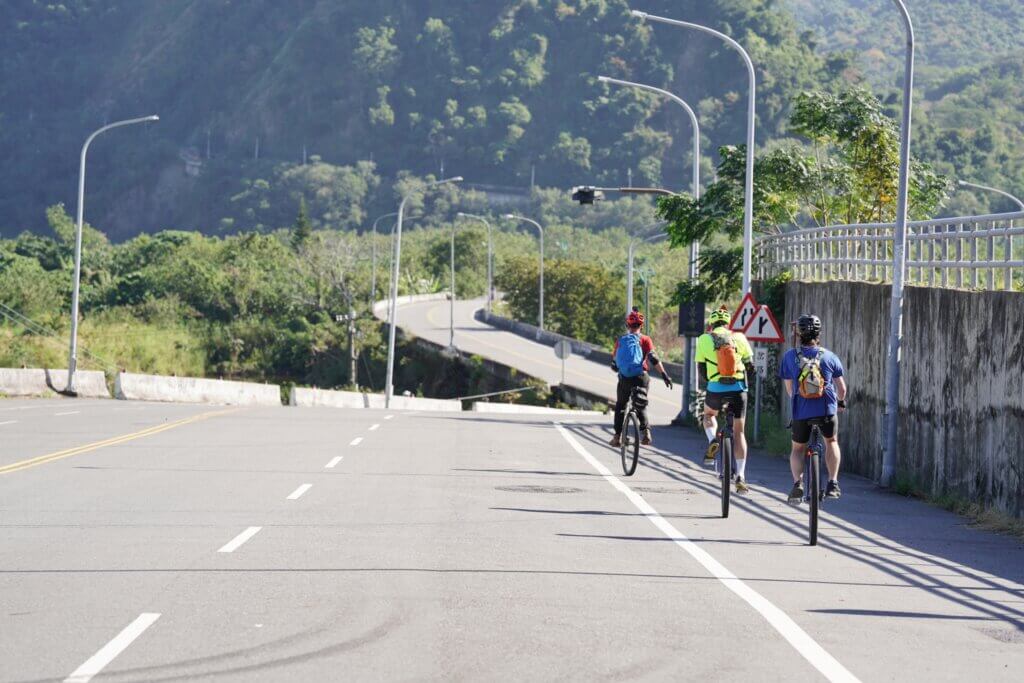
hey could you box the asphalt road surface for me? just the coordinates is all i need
[2,398,1023,681]
[395,297,687,423]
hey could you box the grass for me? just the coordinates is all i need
[890,472,1024,542]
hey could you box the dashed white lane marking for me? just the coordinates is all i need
[325,456,343,469]
[368,423,380,431]
[0,421,15,426]
[217,526,262,553]
[55,411,81,416]
[384,415,394,420]
[286,483,313,500]
[349,437,363,446]
[63,612,161,683]
[553,423,860,683]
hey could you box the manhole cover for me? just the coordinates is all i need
[495,485,583,494]
[634,486,699,495]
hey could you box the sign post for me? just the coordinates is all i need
[554,339,572,385]
[675,302,705,424]
[743,305,784,443]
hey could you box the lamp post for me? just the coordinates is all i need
[630,9,756,294]
[957,180,1024,211]
[881,0,915,488]
[65,115,159,395]
[627,228,667,312]
[456,212,494,311]
[369,211,401,306]
[502,214,544,330]
[384,176,463,408]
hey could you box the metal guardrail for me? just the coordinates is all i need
[756,210,1024,291]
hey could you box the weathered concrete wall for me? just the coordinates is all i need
[783,281,1024,516]
[0,368,109,398]
[115,373,281,406]
[289,387,461,412]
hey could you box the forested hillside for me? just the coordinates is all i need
[0,0,845,239]
[785,0,1024,215]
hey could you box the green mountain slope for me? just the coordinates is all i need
[0,0,845,239]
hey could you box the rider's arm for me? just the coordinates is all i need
[697,362,709,389]
[783,378,794,398]
[835,376,848,401]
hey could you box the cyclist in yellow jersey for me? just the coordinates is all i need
[696,307,755,494]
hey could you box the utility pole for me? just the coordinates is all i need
[347,308,357,387]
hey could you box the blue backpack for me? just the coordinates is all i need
[615,334,645,377]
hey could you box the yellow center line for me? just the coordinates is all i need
[0,407,239,476]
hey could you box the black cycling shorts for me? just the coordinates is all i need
[792,415,837,444]
[705,390,747,419]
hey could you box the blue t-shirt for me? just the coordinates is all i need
[779,346,844,420]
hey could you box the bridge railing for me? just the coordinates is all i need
[756,210,1024,291]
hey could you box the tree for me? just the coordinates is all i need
[291,197,312,251]
[658,88,951,303]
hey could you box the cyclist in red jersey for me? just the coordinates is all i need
[610,308,673,447]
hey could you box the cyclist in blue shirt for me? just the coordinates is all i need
[779,314,848,502]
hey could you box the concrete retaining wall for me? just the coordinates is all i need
[0,368,109,398]
[782,281,1024,517]
[289,386,461,412]
[471,402,604,417]
[474,309,686,380]
[372,292,451,321]
[115,373,281,406]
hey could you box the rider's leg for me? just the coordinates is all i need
[732,415,747,479]
[612,377,629,436]
[789,441,807,481]
[633,374,650,430]
[702,407,718,442]
[825,437,841,480]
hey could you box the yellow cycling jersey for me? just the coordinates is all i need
[696,326,754,383]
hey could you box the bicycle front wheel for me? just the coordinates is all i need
[720,436,732,518]
[808,452,820,546]
[621,410,640,476]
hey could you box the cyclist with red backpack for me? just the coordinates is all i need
[609,307,673,447]
[697,307,755,494]
[780,314,848,501]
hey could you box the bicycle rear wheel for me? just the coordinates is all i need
[720,436,732,518]
[808,451,820,545]
[621,410,640,476]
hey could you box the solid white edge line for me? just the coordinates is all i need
[55,411,81,416]
[286,483,313,500]
[349,437,363,446]
[0,420,15,426]
[325,456,343,469]
[63,612,161,683]
[368,423,380,431]
[217,526,262,553]
[552,422,860,683]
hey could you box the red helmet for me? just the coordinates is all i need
[626,308,644,328]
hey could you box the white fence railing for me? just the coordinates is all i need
[756,210,1024,291]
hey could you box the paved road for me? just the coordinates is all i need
[2,398,1022,681]
[396,297,687,423]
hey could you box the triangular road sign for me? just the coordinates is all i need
[730,292,758,332]
[743,304,785,343]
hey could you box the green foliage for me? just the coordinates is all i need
[291,197,312,251]
[496,255,623,346]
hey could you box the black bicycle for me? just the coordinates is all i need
[714,402,738,518]
[792,421,828,546]
[620,387,642,476]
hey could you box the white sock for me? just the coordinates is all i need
[735,458,747,479]
[704,427,716,443]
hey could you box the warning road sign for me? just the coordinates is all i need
[730,292,758,332]
[743,305,785,343]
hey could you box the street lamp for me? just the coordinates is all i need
[65,115,159,395]
[384,176,463,408]
[502,214,544,330]
[627,226,667,312]
[881,0,915,488]
[630,9,756,294]
[957,180,1024,211]
[456,212,494,312]
[369,211,401,306]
